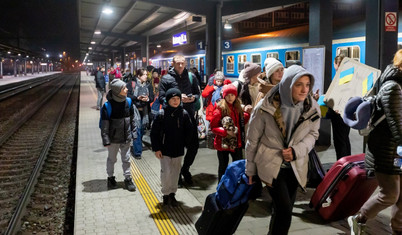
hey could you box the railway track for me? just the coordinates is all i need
[0,73,79,234]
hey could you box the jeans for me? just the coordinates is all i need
[133,123,144,156]
[267,168,299,235]
[97,88,105,109]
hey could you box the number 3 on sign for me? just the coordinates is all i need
[222,40,232,50]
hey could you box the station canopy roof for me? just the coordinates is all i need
[79,0,303,61]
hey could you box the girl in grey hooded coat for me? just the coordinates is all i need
[245,65,320,235]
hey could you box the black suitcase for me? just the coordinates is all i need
[306,149,326,188]
[195,193,248,235]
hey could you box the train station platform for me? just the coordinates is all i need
[0,72,61,86]
[75,71,393,235]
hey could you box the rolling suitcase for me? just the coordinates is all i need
[309,153,378,221]
[195,193,248,235]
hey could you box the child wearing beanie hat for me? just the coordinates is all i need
[151,87,195,207]
[255,58,284,105]
[100,79,137,192]
[210,84,250,181]
[201,71,232,121]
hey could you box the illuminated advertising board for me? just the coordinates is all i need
[172,31,188,47]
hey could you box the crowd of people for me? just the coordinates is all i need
[94,50,402,234]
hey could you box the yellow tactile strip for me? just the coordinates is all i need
[130,160,179,235]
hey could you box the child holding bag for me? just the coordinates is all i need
[210,84,250,181]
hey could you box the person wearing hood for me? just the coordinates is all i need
[151,88,194,207]
[158,55,200,185]
[238,62,262,113]
[255,58,284,105]
[245,65,320,235]
[348,50,402,235]
[100,79,137,192]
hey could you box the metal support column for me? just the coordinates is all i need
[24,59,27,75]
[0,58,3,78]
[122,48,126,70]
[205,3,221,76]
[366,0,398,71]
[309,0,332,92]
[14,60,17,77]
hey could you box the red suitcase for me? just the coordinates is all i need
[309,153,378,221]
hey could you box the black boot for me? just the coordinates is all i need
[181,170,193,185]
[169,193,178,207]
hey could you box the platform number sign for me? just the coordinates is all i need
[196,40,205,50]
[223,40,232,50]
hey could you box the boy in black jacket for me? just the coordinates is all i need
[151,88,194,206]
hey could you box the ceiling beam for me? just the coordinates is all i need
[221,0,306,15]
[137,0,212,15]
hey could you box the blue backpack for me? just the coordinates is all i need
[215,159,255,209]
[99,97,132,129]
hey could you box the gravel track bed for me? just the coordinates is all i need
[0,73,79,234]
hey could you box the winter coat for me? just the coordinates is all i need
[245,67,320,188]
[158,67,200,116]
[210,104,250,152]
[100,91,137,146]
[150,106,194,158]
[130,78,154,109]
[366,64,402,175]
[202,79,231,121]
[95,70,106,90]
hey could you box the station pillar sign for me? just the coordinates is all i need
[196,40,205,50]
[172,31,188,47]
[222,40,232,50]
[385,12,397,32]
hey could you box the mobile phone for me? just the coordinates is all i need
[187,93,193,98]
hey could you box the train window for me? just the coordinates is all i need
[238,54,247,71]
[336,46,360,62]
[285,50,300,67]
[251,54,262,67]
[227,56,234,73]
[266,52,279,59]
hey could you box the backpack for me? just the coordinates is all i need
[99,97,132,129]
[188,72,201,111]
[215,160,261,209]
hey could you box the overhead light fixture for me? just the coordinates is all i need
[102,7,113,15]
[224,20,232,29]
[88,47,93,50]
[157,44,161,48]
[91,41,96,44]
[46,54,49,58]
[94,30,101,34]
[18,53,21,56]
[7,51,11,54]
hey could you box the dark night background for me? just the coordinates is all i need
[0,0,80,59]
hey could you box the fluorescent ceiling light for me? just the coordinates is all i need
[91,41,96,44]
[224,20,232,29]
[94,30,101,34]
[88,47,93,50]
[102,7,113,15]
[157,44,161,48]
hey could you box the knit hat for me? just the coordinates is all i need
[214,71,224,81]
[110,79,127,102]
[264,58,284,80]
[222,84,237,98]
[243,62,261,82]
[165,88,182,103]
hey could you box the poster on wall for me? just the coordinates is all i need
[302,46,325,96]
[324,57,381,117]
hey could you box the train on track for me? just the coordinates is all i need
[150,17,402,80]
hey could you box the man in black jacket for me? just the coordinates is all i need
[158,55,200,185]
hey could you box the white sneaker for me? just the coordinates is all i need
[348,215,366,235]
